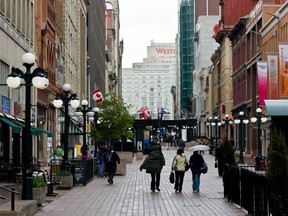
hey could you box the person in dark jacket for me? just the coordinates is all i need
[105,146,120,184]
[140,144,165,192]
[215,142,224,176]
[189,151,204,192]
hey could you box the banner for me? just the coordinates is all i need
[278,43,288,96]
[257,61,268,106]
[267,53,278,99]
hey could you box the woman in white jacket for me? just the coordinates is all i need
[172,148,189,192]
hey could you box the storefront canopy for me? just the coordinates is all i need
[11,120,42,135]
[0,117,22,133]
[12,119,52,137]
[41,129,53,137]
[264,100,288,116]
[0,112,53,136]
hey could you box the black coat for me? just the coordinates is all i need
[189,152,204,170]
[106,151,120,171]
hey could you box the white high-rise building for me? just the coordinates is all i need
[122,42,176,120]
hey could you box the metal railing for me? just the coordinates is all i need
[0,185,20,210]
[223,164,288,215]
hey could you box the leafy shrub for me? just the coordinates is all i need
[266,130,288,178]
[32,175,47,188]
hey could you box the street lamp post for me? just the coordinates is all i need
[75,100,96,157]
[89,107,100,149]
[223,113,234,140]
[234,111,249,164]
[211,116,221,147]
[206,117,213,149]
[53,84,80,168]
[6,53,49,200]
[251,107,267,170]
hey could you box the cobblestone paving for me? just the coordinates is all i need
[32,144,248,216]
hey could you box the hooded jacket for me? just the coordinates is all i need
[140,145,165,173]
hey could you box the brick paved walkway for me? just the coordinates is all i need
[33,145,248,216]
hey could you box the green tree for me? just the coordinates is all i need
[89,93,135,146]
[266,129,288,215]
[266,130,288,178]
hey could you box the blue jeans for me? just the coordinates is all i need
[97,162,105,177]
[192,169,201,192]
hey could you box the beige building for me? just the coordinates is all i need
[63,1,89,99]
[105,0,122,97]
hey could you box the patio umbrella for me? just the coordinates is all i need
[189,145,210,152]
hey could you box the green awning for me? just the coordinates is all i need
[41,129,53,137]
[11,120,42,136]
[0,117,22,133]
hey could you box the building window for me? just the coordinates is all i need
[0,61,9,98]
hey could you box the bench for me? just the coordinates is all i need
[40,169,62,196]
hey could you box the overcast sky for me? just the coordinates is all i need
[119,0,179,68]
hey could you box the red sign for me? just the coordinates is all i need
[156,48,176,55]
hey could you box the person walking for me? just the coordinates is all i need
[95,148,105,177]
[139,144,165,192]
[189,150,205,193]
[172,148,188,192]
[215,142,224,176]
[105,146,120,184]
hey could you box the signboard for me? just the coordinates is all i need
[1,96,10,113]
[73,161,86,185]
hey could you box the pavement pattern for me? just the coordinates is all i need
[33,144,248,216]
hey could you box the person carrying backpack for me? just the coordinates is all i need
[105,146,120,184]
[189,150,205,193]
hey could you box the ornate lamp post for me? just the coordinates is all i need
[251,107,267,170]
[222,113,234,140]
[211,116,221,147]
[206,117,213,147]
[6,53,49,200]
[88,107,100,149]
[75,100,96,157]
[53,84,80,168]
[234,111,249,164]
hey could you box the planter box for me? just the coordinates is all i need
[117,151,133,163]
[33,187,47,206]
[136,152,143,159]
[56,175,73,188]
[116,159,126,175]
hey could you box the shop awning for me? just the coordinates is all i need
[11,119,43,136]
[41,129,53,137]
[0,117,22,133]
[265,100,288,116]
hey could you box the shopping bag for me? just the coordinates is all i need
[169,171,175,184]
